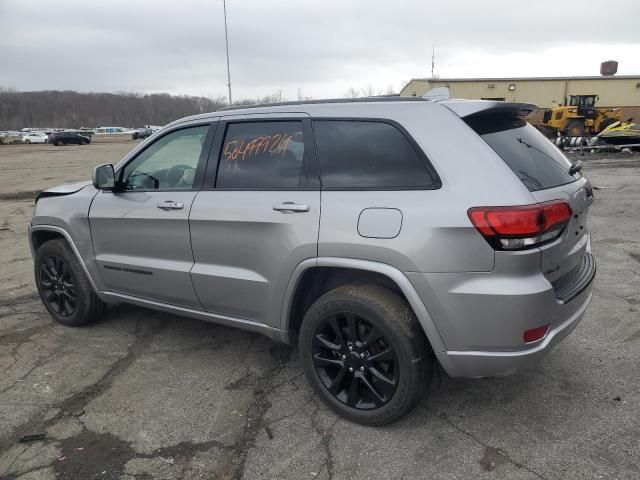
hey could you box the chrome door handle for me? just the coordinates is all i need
[157,201,184,210]
[273,202,310,213]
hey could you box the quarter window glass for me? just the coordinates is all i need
[217,121,308,189]
[313,120,437,189]
[122,126,208,190]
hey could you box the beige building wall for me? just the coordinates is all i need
[400,77,640,108]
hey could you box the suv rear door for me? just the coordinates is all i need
[188,113,320,325]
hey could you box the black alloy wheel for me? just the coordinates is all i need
[35,239,105,326]
[38,254,77,317]
[299,284,432,425]
[312,312,399,410]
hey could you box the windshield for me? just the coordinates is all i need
[465,113,581,192]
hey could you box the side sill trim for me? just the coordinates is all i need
[29,224,98,292]
[98,291,287,343]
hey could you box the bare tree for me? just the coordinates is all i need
[0,89,231,130]
[360,84,384,97]
[345,87,360,98]
[345,84,392,98]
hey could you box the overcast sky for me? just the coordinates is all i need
[1,0,639,100]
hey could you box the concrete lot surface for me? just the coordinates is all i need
[0,141,639,479]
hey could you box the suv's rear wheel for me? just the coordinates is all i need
[299,284,433,425]
[35,239,104,326]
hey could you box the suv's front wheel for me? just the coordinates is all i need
[299,284,433,426]
[35,239,105,326]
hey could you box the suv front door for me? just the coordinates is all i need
[189,114,320,326]
[89,122,215,308]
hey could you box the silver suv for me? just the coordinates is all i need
[29,95,595,425]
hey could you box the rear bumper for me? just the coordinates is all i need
[435,288,592,377]
[407,249,595,378]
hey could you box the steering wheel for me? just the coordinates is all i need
[128,171,159,189]
[166,164,194,188]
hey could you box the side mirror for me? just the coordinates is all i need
[92,164,115,190]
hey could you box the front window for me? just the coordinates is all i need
[121,125,209,190]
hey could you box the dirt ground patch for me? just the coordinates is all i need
[1,142,639,479]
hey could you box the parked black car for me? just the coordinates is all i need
[132,128,155,140]
[50,132,91,146]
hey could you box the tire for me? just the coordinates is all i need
[25,139,31,144]
[35,239,105,327]
[566,120,585,136]
[299,284,433,426]
[55,140,62,146]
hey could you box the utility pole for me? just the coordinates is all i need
[431,44,435,78]
[223,0,232,105]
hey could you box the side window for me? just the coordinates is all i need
[217,121,312,189]
[121,125,209,190]
[313,120,438,189]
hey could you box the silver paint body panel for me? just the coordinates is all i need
[89,190,202,308]
[189,190,320,322]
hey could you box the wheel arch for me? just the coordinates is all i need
[281,257,447,353]
[29,225,98,292]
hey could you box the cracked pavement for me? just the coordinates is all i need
[1,140,639,479]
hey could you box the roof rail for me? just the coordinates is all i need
[220,95,426,111]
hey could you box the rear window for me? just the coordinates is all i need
[313,120,439,189]
[465,113,580,192]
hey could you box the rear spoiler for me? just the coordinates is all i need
[440,99,537,119]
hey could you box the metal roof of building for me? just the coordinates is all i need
[407,75,640,83]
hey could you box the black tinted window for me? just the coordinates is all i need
[217,121,313,189]
[465,113,580,192]
[313,120,438,189]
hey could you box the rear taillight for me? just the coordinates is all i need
[468,201,572,250]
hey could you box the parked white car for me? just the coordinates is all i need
[0,131,23,144]
[22,132,49,144]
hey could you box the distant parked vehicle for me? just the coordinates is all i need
[22,132,49,144]
[94,126,132,135]
[0,131,23,144]
[50,132,91,146]
[131,127,159,140]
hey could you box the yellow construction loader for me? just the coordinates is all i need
[541,95,621,136]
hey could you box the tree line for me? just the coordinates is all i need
[0,88,230,130]
[0,84,396,130]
